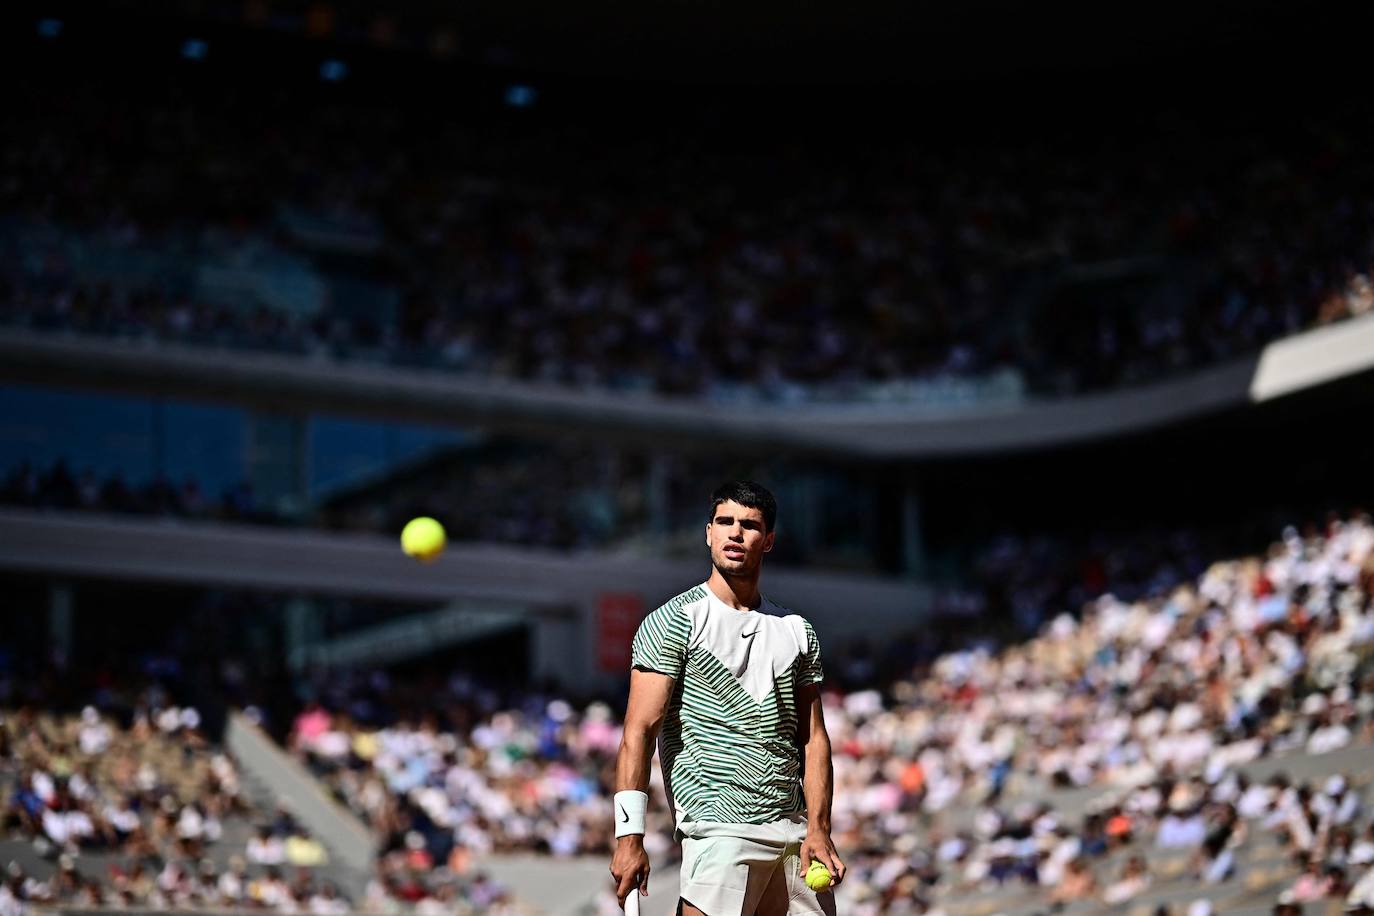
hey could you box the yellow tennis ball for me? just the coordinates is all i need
[804,861,832,892]
[400,517,446,561]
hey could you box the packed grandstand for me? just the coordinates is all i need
[5,514,1373,914]
[4,66,1374,404]
[5,8,1374,916]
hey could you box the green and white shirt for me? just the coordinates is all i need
[631,583,824,830]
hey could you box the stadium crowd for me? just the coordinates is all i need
[0,700,243,862]
[821,514,1374,913]
[5,73,1374,402]
[4,506,1373,914]
[0,459,266,524]
[5,448,1372,915]
[280,514,1374,914]
[0,691,276,912]
[0,688,520,915]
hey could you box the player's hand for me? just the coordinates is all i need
[610,835,651,907]
[800,829,846,887]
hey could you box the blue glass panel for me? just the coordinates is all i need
[0,384,154,480]
[161,401,246,495]
[310,416,468,497]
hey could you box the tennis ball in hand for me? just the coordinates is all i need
[401,517,446,561]
[804,861,832,892]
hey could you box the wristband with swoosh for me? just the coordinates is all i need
[614,790,648,838]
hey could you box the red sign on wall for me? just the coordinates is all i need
[597,593,644,673]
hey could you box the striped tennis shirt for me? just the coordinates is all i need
[630,583,824,831]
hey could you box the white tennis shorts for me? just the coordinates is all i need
[677,816,838,916]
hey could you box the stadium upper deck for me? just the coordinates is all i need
[4,18,1373,408]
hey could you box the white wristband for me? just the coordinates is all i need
[614,790,648,837]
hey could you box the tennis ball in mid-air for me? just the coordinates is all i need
[400,517,446,561]
[804,861,832,892]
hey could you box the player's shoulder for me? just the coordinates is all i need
[651,583,711,618]
[761,597,819,651]
[638,584,710,640]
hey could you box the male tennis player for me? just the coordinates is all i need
[610,480,844,915]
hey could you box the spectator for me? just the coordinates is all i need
[1102,855,1151,904]
[247,825,287,865]
[1049,857,1096,904]
[1288,859,1334,902]
[1157,803,1208,849]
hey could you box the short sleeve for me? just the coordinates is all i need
[630,605,690,677]
[798,618,824,686]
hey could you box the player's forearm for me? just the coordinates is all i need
[803,729,834,833]
[615,724,657,794]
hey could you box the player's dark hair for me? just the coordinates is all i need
[708,480,777,532]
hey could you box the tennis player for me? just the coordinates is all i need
[609,480,844,915]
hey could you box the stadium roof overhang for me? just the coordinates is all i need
[2,315,1372,459]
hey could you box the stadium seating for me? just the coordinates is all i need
[1,700,365,912]
[7,9,1374,916]
[5,71,1374,405]
[283,515,1373,915]
[5,516,1372,913]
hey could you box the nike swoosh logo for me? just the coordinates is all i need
[741,630,758,639]
[619,805,629,823]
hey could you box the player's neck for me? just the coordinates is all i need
[706,570,761,611]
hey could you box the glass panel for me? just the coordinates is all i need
[0,383,154,480]
[161,401,246,496]
[309,415,468,497]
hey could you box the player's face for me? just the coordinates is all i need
[706,500,774,577]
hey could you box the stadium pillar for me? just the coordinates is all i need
[48,582,73,667]
[246,411,309,518]
[284,597,321,673]
[901,475,926,576]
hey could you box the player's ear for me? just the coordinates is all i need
[763,530,775,553]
